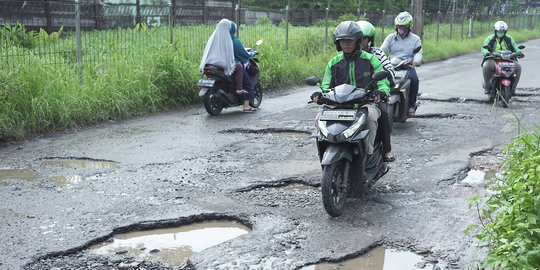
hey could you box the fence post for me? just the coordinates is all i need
[461,14,464,40]
[202,0,206,24]
[381,9,385,40]
[285,5,289,52]
[136,0,141,25]
[325,6,329,51]
[468,13,473,37]
[45,0,53,33]
[75,0,83,83]
[93,0,100,29]
[169,0,175,45]
[235,4,240,37]
[436,10,440,43]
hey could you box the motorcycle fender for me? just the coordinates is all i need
[500,78,511,86]
[198,88,209,96]
[321,144,353,166]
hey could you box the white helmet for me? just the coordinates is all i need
[494,21,508,31]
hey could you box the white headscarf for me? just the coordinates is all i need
[199,19,235,76]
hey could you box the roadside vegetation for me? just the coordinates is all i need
[0,20,539,142]
[468,129,540,270]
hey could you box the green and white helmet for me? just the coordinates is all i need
[356,20,376,45]
[394,11,413,28]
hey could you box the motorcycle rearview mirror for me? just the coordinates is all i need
[305,76,321,86]
[518,45,525,50]
[413,46,422,54]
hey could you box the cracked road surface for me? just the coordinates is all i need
[2,39,540,270]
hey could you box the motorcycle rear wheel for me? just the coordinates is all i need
[203,90,224,116]
[321,160,349,217]
[250,81,263,108]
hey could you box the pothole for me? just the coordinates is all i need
[0,168,38,180]
[279,184,317,192]
[301,246,447,270]
[52,175,86,187]
[41,157,118,169]
[90,220,250,267]
[236,177,318,192]
[220,128,311,139]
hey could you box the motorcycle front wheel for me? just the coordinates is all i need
[203,89,223,116]
[501,85,512,108]
[321,159,349,217]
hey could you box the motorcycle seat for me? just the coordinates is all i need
[203,64,234,85]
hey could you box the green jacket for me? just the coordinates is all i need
[321,50,390,96]
[481,34,521,56]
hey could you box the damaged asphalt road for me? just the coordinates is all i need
[2,39,540,270]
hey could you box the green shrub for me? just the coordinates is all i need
[469,131,540,270]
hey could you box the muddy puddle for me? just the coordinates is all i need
[42,158,118,169]
[461,169,497,186]
[0,168,38,180]
[302,246,446,270]
[52,175,86,187]
[279,184,317,192]
[91,220,250,267]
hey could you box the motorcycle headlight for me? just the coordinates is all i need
[342,114,366,139]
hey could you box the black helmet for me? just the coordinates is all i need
[333,21,363,52]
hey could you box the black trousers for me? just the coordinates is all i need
[377,103,392,154]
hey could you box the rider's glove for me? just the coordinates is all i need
[485,52,493,58]
[518,52,525,58]
[311,91,322,102]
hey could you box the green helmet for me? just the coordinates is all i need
[356,20,376,45]
[394,11,413,28]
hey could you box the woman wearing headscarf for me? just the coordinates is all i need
[199,19,256,112]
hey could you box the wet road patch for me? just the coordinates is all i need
[0,168,38,180]
[301,246,447,270]
[40,157,118,169]
[90,220,250,267]
[52,175,86,187]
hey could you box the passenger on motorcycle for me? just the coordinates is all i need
[230,21,258,112]
[481,20,524,94]
[199,19,256,112]
[380,11,422,117]
[311,21,391,156]
[357,20,395,162]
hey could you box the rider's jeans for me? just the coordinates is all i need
[482,59,522,92]
[364,103,381,155]
[405,66,419,109]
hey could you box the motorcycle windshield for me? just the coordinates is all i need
[328,84,367,104]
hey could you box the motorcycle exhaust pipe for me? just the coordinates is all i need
[217,89,235,106]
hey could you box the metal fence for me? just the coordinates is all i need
[1,0,539,72]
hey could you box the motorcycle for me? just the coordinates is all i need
[386,46,421,132]
[306,71,389,217]
[484,45,525,107]
[197,40,264,115]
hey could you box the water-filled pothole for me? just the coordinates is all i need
[42,157,118,169]
[220,128,311,139]
[52,175,85,187]
[461,169,497,186]
[91,220,250,267]
[301,246,446,270]
[0,168,38,180]
[279,184,317,192]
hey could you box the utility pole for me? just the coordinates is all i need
[412,0,424,38]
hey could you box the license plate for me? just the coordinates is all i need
[394,70,406,78]
[498,62,515,68]
[197,79,215,87]
[320,110,356,121]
